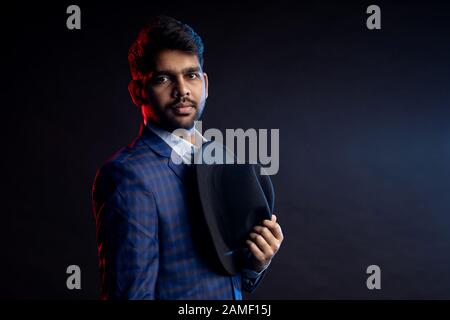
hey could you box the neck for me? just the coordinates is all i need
[145,118,196,144]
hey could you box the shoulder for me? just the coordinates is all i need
[92,137,159,199]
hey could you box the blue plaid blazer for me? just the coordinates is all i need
[92,123,265,299]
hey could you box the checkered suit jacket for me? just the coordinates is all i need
[92,123,265,299]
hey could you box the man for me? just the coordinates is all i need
[92,15,283,299]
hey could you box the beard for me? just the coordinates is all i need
[151,98,205,132]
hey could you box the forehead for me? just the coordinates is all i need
[153,49,201,72]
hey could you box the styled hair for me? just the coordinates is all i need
[128,15,204,80]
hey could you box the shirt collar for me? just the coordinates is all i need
[146,121,207,164]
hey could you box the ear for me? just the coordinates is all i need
[203,72,209,99]
[128,80,146,107]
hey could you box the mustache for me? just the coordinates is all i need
[168,98,197,109]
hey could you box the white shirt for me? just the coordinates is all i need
[146,121,207,165]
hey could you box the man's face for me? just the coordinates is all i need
[139,49,208,131]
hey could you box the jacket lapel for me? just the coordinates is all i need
[139,123,190,181]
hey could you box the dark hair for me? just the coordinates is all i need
[128,15,204,80]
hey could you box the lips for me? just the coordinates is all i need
[172,103,195,116]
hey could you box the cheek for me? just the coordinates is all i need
[149,87,171,106]
[193,84,207,101]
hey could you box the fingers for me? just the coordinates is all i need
[251,213,284,253]
[249,231,274,255]
[246,213,284,271]
[246,238,272,270]
[252,226,278,251]
[246,239,265,262]
[261,214,284,242]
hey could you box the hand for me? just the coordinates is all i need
[246,214,284,272]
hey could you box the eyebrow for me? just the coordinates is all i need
[153,66,202,76]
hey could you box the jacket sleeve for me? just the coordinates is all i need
[240,248,269,293]
[241,268,267,293]
[92,161,159,299]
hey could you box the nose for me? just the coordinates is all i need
[173,77,190,99]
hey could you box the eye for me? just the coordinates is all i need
[187,73,200,79]
[153,75,170,84]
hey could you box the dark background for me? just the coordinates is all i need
[2,0,450,299]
